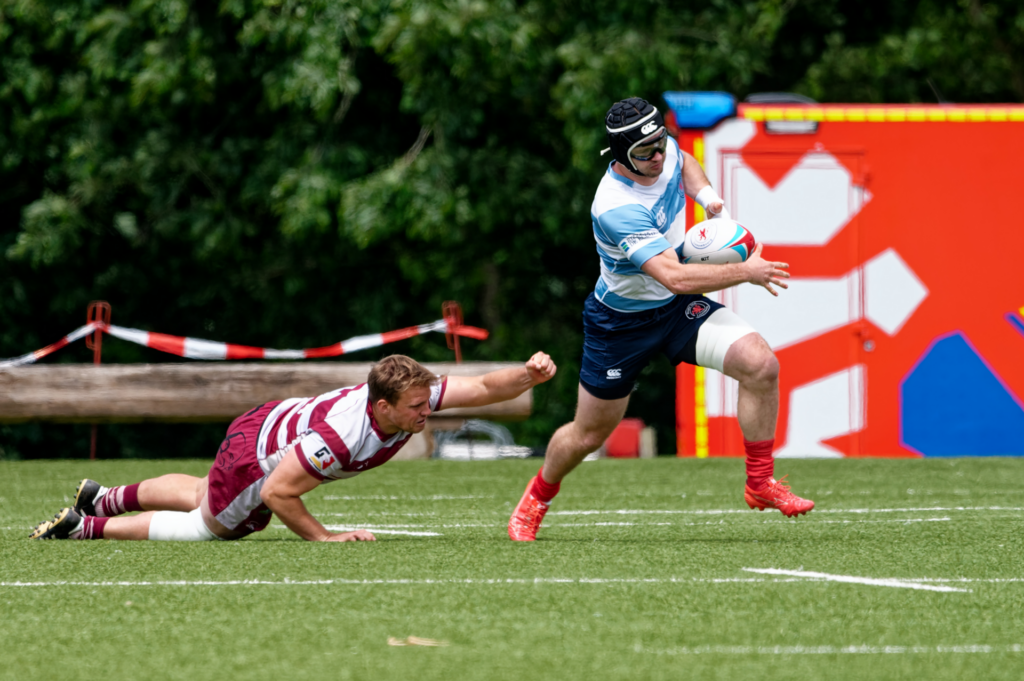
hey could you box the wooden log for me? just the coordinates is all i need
[0,363,531,423]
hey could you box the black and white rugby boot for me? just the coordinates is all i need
[29,507,84,540]
[73,479,107,516]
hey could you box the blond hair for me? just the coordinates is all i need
[367,355,440,405]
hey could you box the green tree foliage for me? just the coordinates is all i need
[797,0,1024,102]
[1,0,1020,458]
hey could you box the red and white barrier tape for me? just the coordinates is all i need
[0,319,488,368]
[0,323,100,368]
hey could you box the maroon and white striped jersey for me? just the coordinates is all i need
[255,380,447,482]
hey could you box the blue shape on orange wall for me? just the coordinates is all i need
[902,332,1024,456]
[1007,311,1024,339]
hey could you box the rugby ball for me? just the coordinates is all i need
[681,219,757,264]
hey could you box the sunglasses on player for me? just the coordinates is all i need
[630,128,668,161]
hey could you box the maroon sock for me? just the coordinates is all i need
[744,438,775,490]
[529,470,560,504]
[122,483,143,512]
[76,516,109,540]
[98,483,144,517]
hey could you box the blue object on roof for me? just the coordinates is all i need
[662,91,736,129]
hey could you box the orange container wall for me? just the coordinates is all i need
[671,103,1024,458]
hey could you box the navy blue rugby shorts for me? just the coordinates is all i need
[578,292,724,400]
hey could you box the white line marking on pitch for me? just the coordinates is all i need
[815,506,1024,514]
[0,517,967,533]
[0,516,959,533]
[0,575,1013,589]
[814,517,951,524]
[321,512,441,518]
[264,523,443,536]
[635,644,1024,655]
[314,523,490,529]
[321,495,491,501]
[559,518,953,527]
[319,525,441,537]
[547,522,676,527]
[904,578,1024,583]
[549,506,1024,516]
[0,577,827,588]
[742,568,971,593]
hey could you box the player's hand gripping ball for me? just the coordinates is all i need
[681,219,757,264]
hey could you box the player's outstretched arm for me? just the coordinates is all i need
[261,451,375,543]
[439,352,556,411]
[642,243,790,297]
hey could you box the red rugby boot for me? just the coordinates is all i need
[508,484,550,541]
[744,476,814,517]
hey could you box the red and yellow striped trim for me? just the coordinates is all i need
[690,138,710,458]
[740,105,1024,124]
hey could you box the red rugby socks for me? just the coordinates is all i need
[97,483,144,517]
[530,470,561,504]
[744,438,775,490]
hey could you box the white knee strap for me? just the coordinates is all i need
[148,509,219,541]
[695,308,758,372]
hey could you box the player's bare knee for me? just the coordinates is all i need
[576,420,618,454]
[723,332,775,383]
[194,477,208,508]
[738,348,778,390]
[752,348,779,386]
[578,431,607,455]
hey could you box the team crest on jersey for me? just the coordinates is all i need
[308,447,336,471]
[656,207,667,227]
[685,301,712,320]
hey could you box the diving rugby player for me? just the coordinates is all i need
[33,353,555,542]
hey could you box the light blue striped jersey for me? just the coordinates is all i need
[590,136,687,312]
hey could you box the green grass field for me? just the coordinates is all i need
[2,457,1023,681]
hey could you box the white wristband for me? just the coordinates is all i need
[694,186,730,219]
[694,186,723,210]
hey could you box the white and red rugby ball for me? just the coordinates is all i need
[681,219,757,264]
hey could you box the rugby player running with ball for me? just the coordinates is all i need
[508,97,813,541]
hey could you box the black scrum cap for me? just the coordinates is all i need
[604,97,666,172]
